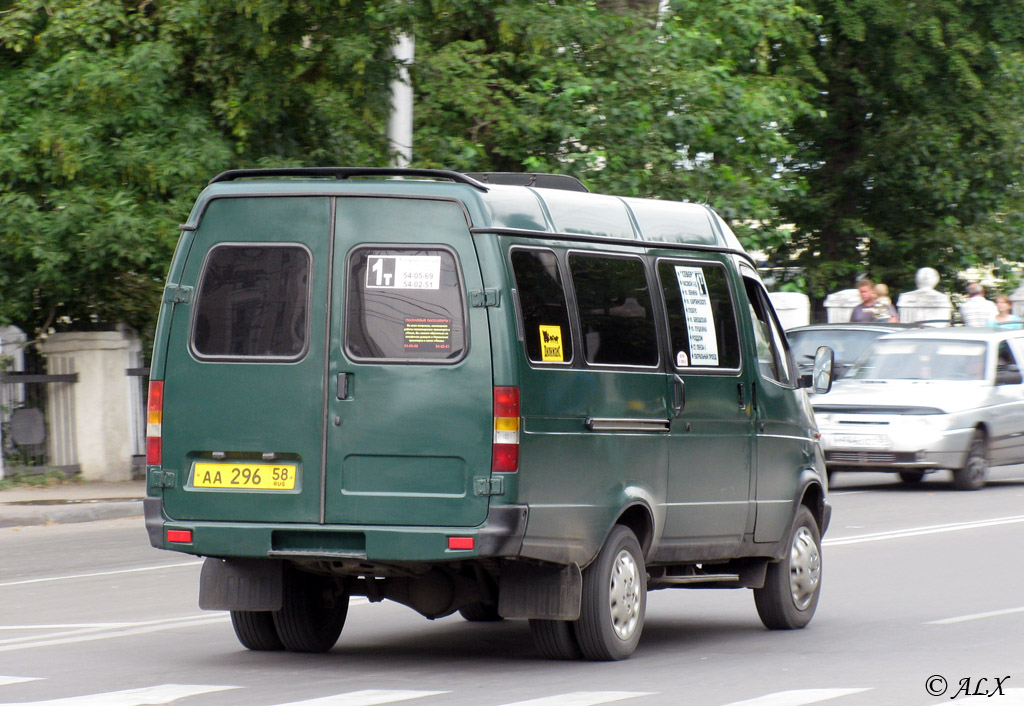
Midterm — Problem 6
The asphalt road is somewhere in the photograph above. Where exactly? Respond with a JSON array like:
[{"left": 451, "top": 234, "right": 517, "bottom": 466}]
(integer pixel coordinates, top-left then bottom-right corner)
[{"left": 1, "top": 466, "right": 1023, "bottom": 706}]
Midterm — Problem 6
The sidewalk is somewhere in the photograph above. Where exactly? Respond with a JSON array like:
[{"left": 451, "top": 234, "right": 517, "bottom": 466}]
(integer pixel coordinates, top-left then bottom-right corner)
[{"left": 0, "top": 479, "right": 146, "bottom": 528}]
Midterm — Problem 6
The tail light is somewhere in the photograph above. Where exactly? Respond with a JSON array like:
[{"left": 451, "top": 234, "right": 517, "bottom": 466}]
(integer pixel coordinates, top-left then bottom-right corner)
[
  {"left": 492, "top": 386, "right": 519, "bottom": 473},
  {"left": 146, "top": 381, "right": 163, "bottom": 466}
]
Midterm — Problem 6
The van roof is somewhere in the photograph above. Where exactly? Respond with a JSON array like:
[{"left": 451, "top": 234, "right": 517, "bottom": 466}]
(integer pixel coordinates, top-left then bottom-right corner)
[{"left": 186, "top": 168, "right": 747, "bottom": 254}]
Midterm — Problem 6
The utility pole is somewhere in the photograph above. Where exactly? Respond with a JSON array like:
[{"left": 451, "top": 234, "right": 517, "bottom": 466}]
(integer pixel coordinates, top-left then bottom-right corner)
[{"left": 387, "top": 33, "right": 414, "bottom": 167}]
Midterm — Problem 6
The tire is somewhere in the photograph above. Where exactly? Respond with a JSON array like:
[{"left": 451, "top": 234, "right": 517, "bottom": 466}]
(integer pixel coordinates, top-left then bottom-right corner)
[
  {"left": 272, "top": 567, "right": 348, "bottom": 652},
  {"left": 230, "top": 610, "right": 284, "bottom": 651},
  {"left": 458, "top": 602, "right": 504, "bottom": 622},
  {"left": 754, "top": 505, "right": 822, "bottom": 630},
  {"left": 898, "top": 470, "right": 925, "bottom": 484},
  {"left": 529, "top": 619, "right": 582, "bottom": 660},
  {"left": 573, "top": 525, "right": 646, "bottom": 661},
  {"left": 953, "top": 430, "right": 988, "bottom": 490}
]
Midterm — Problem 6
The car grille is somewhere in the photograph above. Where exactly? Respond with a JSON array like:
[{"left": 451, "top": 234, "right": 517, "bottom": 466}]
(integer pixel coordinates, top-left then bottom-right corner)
[{"left": 826, "top": 451, "right": 919, "bottom": 465}]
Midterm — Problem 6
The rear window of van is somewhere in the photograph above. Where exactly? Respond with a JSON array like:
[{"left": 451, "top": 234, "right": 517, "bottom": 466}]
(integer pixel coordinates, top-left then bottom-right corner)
[
  {"left": 345, "top": 247, "right": 467, "bottom": 363},
  {"left": 192, "top": 244, "right": 311, "bottom": 360}
]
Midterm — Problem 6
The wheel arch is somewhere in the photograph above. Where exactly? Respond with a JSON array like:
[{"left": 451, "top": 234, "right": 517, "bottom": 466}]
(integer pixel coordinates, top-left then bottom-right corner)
[{"left": 613, "top": 502, "right": 655, "bottom": 561}]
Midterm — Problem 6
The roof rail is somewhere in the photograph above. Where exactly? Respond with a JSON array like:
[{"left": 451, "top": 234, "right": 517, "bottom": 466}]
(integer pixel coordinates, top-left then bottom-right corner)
[
  {"left": 208, "top": 167, "right": 489, "bottom": 191},
  {"left": 465, "top": 172, "right": 589, "bottom": 192}
]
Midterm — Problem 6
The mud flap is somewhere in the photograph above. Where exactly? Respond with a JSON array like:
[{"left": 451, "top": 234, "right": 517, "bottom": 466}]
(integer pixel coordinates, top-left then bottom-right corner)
[
  {"left": 199, "top": 558, "right": 283, "bottom": 611},
  {"left": 498, "top": 562, "right": 582, "bottom": 620}
]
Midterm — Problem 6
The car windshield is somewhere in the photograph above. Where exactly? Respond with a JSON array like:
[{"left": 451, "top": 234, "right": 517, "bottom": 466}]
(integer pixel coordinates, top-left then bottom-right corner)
[
  {"left": 788, "top": 329, "right": 887, "bottom": 368},
  {"left": 848, "top": 339, "right": 988, "bottom": 381}
]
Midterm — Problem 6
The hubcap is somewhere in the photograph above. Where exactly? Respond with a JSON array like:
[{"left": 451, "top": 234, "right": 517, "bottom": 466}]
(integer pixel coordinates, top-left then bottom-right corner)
[
  {"left": 789, "top": 526, "right": 821, "bottom": 611},
  {"left": 608, "top": 548, "right": 641, "bottom": 640}
]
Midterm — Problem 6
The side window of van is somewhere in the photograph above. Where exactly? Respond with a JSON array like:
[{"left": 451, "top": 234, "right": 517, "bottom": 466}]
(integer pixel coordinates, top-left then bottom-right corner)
[
  {"left": 345, "top": 247, "right": 466, "bottom": 363},
  {"left": 657, "top": 260, "right": 741, "bottom": 370},
  {"left": 569, "top": 253, "right": 658, "bottom": 367},
  {"left": 510, "top": 249, "right": 573, "bottom": 364},
  {"left": 743, "top": 277, "right": 794, "bottom": 385},
  {"left": 192, "top": 244, "right": 311, "bottom": 360}
]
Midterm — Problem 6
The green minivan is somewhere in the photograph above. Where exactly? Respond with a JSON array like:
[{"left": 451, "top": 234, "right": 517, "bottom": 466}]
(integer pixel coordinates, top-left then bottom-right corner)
[{"left": 144, "top": 168, "right": 833, "bottom": 660}]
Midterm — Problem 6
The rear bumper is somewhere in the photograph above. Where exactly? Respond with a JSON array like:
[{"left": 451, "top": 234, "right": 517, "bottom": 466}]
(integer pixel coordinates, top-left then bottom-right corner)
[{"left": 144, "top": 497, "right": 528, "bottom": 562}]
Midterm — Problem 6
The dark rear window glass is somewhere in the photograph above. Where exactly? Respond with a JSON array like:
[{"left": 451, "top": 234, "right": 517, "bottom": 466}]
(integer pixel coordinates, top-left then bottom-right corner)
[
  {"left": 192, "top": 244, "right": 311, "bottom": 359},
  {"left": 511, "top": 249, "right": 573, "bottom": 364},
  {"left": 569, "top": 253, "right": 658, "bottom": 367},
  {"left": 345, "top": 247, "right": 466, "bottom": 363},
  {"left": 658, "top": 261, "right": 740, "bottom": 369}
]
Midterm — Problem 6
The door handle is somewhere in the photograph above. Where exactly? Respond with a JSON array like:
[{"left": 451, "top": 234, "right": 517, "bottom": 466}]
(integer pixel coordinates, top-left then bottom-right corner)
[
  {"left": 337, "top": 373, "right": 349, "bottom": 400},
  {"left": 672, "top": 375, "right": 686, "bottom": 417},
  {"left": 737, "top": 382, "right": 746, "bottom": 410}
]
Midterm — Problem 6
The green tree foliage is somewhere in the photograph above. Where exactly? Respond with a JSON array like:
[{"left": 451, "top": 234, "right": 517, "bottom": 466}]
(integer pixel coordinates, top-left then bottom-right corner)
[
  {"left": 775, "top": 0, "right": 1024, "bottom": 298},
  {"left": 2, "top": 0, "right": 1023, "bottom": 342}
]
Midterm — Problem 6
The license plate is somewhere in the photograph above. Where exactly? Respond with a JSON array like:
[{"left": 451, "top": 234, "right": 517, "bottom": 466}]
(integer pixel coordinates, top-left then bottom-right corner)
[
  {"left": 192, "top": 462, "right": 298, "bottom": 490},
  {"left": 828, "top": 434, "right": 890, "bottom": 449}
]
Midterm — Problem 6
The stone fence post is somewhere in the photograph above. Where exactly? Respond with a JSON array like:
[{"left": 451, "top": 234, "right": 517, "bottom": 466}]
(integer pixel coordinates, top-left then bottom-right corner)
[
  {"left": 768, "top": 292, "right": 810, "bottom": 329},
  {"left": 823, "top": 289, "right": 861, "bottom": 323},
  {"left": 39, "top": 329, "right": 142, "bottom": 481}
]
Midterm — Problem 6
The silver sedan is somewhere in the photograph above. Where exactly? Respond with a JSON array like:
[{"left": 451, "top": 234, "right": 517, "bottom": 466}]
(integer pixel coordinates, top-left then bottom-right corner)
[{"left": 813, "top": 327, "right": 1024, "bottom": 489}]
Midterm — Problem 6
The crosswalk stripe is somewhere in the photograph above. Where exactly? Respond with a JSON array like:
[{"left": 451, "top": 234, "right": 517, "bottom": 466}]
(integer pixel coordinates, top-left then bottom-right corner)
[
  {"left": 722, "top": 688, "right": 872, "bottom": 706},
  {"left": 0, "top": 683, "right": 238, "bottom": 706},
  {"left": 0, "top": 677, "right": 41, "bottom": 686},
  {"left": 496, "top": 693, "right": 655, "bottom": 706},
  {"left": 270, "top": 691, "right": 448, "bottom": 706}
]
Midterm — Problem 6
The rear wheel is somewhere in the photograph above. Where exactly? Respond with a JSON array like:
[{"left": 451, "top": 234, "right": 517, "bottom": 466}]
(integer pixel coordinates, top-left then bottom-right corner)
[
  {"left": 230, "top": 610, "right": 284, "bottom": 651},
  {"left": 573, "top": 525, "right": 646, "bottom": 661},
  {"left": 953, "top": 430, "right": 988, "bottom": 490},
  {"left": 898, "top": 470, "right": 925, "bottom": 484},
  {"left": 272, "top": 566, "right": 348, "bottom": 652},
  {"left": 529, "top": 619, "right": 582, "bottom": 659},
  {"left": 754, "top": 505, "right": 822, "bottom": 630},
  {"left": 458, "top": 602, "right": 504, "bottom": 622}
]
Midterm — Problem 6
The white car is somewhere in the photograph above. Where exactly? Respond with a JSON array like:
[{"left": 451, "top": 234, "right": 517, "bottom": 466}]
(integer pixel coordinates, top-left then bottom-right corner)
[{"left": 813, "top": 328, "right": 1024, "bottom": 489}]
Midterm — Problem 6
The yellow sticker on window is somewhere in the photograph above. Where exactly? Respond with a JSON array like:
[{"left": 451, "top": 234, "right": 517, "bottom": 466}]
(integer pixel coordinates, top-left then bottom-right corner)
[{"left": 539, "top": 325, "right": 565, "bottom": 362}]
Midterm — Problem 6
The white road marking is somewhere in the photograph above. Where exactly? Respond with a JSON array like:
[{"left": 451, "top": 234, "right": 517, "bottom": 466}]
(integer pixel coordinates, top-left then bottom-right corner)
[
  {"left": 823, "top": 515, "right": 1024, "bottom": 546},
  {"left": 271, "top": 691, "right": 448, "bottom": 706},
  {"left": 722, "top": 689, "right": 871, "bottom": 706},
  {"left": 927, "top": 605, "right": 1024, "bottom": 625},
  {"left": 0, "top": 676, "right": 41, "bottom": 686},
  {"left": 0, "top": 683, "right": 237, "bottom": 706},
  {"left": 0, "top": 614, "right": 229, "bottom": 652},
  {"left": 0, "top": 561, "right": 204, "bottom": 588},
  {"left": 497, "top": 694, "right": 655, "bottom": 706}
]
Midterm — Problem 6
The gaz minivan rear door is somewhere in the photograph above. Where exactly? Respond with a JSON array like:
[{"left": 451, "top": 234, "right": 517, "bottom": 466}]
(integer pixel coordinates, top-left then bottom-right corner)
[
  {"left": 161, "top": 196, "right": 330, "bottom": 524},
  {"left": 323, "top": 197, "right": 493, "bottom": 527}
]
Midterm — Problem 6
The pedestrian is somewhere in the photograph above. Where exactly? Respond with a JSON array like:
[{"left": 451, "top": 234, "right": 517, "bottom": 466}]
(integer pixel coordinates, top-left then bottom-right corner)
[
  {"left": 986, "top": 294, "right": 1022, "bottom": 329},
  {"left": 959, "top": 282, "right": 998, "bottom": 327},
  {"left": 873, "top": 283, "right": 896, "bottom": 322},
  {"left": 851, "top": 279, "right": 898, "bottom": 322}
]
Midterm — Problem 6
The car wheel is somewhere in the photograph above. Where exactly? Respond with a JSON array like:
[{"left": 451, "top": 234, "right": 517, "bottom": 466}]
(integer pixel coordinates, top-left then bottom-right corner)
[
  {"left": 529, "top": 619, "right": 582, "bottom": 659},
  {"left": 953, "top": 430, "right": 988, "bottom": 490},
  {"left": 573, "top": 525, "right": 646, "bottom": 661},
  {"left": 272, "top": 566, "right": 348, "bottom": 652},
  {"left": 898, "top": 471, "right": 925, "bottom": 484},
  {"left": 458, "top": 602, "right": 504, "bottom": 622},
  {"left": 754, "top": 505, "right": 822, "bottom": 630},
  {"left": 230, "top": 610, "right": 284, "bottom": 651}
]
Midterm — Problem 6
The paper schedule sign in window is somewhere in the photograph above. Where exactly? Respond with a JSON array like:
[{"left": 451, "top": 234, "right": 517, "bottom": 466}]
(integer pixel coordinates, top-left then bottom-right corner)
[{"left": 674, "top": 266, "right": 720, "bottom": 366}]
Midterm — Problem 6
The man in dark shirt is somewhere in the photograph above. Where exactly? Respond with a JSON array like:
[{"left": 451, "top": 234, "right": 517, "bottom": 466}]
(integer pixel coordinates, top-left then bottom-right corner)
[{"left": 850, "top": 278, "right": 898, "bottom": 322}]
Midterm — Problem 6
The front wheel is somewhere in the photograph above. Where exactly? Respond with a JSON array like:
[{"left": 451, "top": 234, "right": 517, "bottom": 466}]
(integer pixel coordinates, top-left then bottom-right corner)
[
  {"left": 754, "top": 505, "right": 822, "bottom": 630},
  {"left": 953, "top": 430, "right": 988, "bottom": 490},
  {"left": 573, "top": 525, "right": 646, "bottom": 661},
  {"left": 898, "top": 470, "right": 925, "bottom": 484}
]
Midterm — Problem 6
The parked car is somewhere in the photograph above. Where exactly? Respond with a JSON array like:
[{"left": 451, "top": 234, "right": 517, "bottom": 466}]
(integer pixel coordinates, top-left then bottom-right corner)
[
  {"left": 813, "top": 328, "right": 1024, "bottom": 489},
  {"left": 787, "top": 322, "right": 916, "bottom": 380}
]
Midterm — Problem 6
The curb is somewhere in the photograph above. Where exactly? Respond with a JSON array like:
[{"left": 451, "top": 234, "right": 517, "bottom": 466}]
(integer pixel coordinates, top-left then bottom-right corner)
[{"left": 0, "top": 498, "right": 145, "bottom": 528}]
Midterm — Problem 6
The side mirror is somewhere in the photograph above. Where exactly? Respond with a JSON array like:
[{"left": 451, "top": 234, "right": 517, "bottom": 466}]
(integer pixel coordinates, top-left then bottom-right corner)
[
  {"left": 800, "top": 346, "right": 834, "bottom": 393},
  {"left": 995, "top": 365, "right": 1023, "bottom": 386}
]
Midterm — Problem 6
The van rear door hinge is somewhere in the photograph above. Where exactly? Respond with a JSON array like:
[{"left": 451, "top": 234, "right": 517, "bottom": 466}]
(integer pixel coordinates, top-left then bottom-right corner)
[
  {"left": 474, "top": 476, "right": 505, "bottom": 496},
  {"left": 469, "top": 289, "right": 500, "bottom": 308},
  {"left": 163, "top": 284, "right": 193, "bottom": 305}
]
